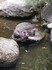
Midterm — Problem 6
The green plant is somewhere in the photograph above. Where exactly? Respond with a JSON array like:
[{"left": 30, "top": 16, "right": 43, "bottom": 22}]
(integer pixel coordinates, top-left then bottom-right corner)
[{"left": 25, "top": 0, "right": 52, "bottom": 27}]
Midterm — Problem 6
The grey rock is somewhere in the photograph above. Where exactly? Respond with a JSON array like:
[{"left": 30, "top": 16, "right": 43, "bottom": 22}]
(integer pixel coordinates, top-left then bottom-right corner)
[
  {"left": 31, "top": 16, "right": 38, "bottom": 23},
  {"left": 0, "top": 0, "right": 37, "bottom": 17},
  {"left": 0, "top": 37, "right": 19, "bottom": 67},
  {"left": 47, "top": 23, "right": 52, "bottom": 42},
  {"left": 14, "top": 22, "right": 35, "bottom": 31},
  {"left": 41, "top": 2, "right": 52, "bottom": 22},
  {"left": 12, "top": 22, "right": 45, "bottom": 42}
]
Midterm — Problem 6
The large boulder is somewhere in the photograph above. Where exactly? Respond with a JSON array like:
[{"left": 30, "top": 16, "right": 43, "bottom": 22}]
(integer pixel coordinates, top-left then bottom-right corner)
[
  {"left": 0, "top": 37, "right": 19, "bottom": 67},
  {"left": 41, "top": 2, "right": 52, "bottom": 22},
  {"left": 12, "top": 22, "right": 45, "bottom": 42},
  {"left": 0, "top": 0, "right": 37, "bottom": 17}
]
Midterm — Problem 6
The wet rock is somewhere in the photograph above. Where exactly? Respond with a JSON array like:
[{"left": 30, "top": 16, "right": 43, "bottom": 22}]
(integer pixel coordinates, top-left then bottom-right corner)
[
  {"left": 13, "top": 22, "right": 35, "bottom": 32},
  {"left": 0, "top": 0, "right": 37, "bottom": 17},
  {"left": 12, "top": 22, "right": 45, "bottom": 42},
  {"left": 0, "top": 37, "right": 19, "bottom": 67},
  {"left": 41, "top": 2, "right": 52, "bottom": 22},
  {"left": 47, "top": 23, "right": 52, "bottom": 42}
]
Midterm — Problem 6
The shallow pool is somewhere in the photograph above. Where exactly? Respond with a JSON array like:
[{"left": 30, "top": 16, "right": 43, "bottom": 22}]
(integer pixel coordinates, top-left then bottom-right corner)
[{"left": 0, "top": 16, "right": 52, "bottom": 70}]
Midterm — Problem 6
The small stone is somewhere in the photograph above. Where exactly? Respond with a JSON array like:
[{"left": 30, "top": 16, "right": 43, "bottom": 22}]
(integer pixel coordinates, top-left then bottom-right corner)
[
  {"left": 47, "top": 23, "right": 52, "bottom": 28},
  {"left": 32, "top": 16, "right": 38, "bottom": 23},
  {"left": 25, "top": 50, "right": 28, "bottom": 52},
  {"left": 12, "top": 22, "right": 35, "bottom": 42},
  {"left": 42, "top": 47, "right": 47, "bottom": 50},
  {"left": 22, "top": 62, "right": 25, "bottom": 65},
  {"left": 12, "top": 22, "right": 45, "bottom": 42}
]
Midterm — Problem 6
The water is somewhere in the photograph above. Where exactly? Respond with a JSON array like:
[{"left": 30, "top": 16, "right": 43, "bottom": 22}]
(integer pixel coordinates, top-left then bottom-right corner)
[
  {"left": 0, "top": 0, "right": 52, "bottom": 70},
  {"left": 0, "top": 17, "right": 52, "bottom": 70}
]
